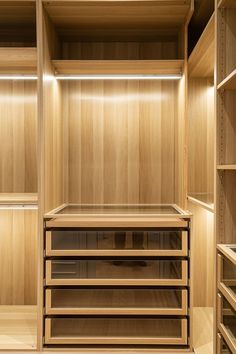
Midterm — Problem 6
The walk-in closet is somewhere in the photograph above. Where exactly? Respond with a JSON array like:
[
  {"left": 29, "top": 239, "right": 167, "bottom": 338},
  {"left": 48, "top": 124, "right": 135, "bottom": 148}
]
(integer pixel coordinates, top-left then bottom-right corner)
[{"left": 0, "top": 0, "right": 235, "bottom": 353}]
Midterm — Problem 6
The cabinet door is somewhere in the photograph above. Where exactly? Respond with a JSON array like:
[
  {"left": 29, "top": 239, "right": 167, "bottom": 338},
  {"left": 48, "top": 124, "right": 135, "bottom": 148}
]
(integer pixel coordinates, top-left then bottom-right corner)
[
  {"left": 44, "top": 317, "right": 188, "bottom": 345},
  {"left": 45, "top": 288, "right": 188, "bottom": 315},
  {"left": 217, "top": 293, "right": 236, "bottom": 353},
  {"left": 45, "top": 229, "right": 188, "bottom": 257},
  {"left": 45, "top": 259, "right": 188, "bottom": 286}
]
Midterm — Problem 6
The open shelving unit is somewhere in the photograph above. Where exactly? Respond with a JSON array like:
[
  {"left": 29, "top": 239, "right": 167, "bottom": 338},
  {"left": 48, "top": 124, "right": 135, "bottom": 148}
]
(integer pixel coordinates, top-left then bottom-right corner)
[
  {"left": 0, "top": 0, "right": 38, "bottom": 351},
  {"left": 216, "top": 0, "right": 236, "bottom": 352}
]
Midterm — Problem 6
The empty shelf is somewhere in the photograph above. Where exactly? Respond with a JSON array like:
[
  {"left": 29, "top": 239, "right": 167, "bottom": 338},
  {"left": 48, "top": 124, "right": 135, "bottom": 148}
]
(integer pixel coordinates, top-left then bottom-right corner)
[
  {"left": 217, "top": 165, "right": 236, "bottom": 170},
  {"left": 188, "top": 14, "right": 215, "bottom": 78},
  {"left": 217, "top": 69, "right": 236, "bottom": 90},
  {"left": 52, "top": 60, "right": 184, "bottom": 76}
]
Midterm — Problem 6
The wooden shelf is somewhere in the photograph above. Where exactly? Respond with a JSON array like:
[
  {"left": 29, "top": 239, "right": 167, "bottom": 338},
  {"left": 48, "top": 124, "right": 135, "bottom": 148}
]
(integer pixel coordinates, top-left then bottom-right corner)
[
  {"left": 217, "top": 165, "right": 236, "bottom": 170},
  {"left": 218, "top": 244, "right": 236, "bottom": 266},
  {"left": 0, "top": 48, "right": 37, "bottom": 74},
  {"left": 217, "top": 69, "right": 236, "bottom": 90},
  {"left": 187, "top": 195, "right": 214, "bottom": 212},
  {"left": 0, "top": 305, "right": 37, "bottom": 350},
  {"left": 218, "top": 0, "right": 236, "bottom": 8},
  {"left": 0, "top": 193, "right": 38, "bottom": 205},
  {"left": 53, "top": 59, "right": 184, "bottom": 76},
  {"left": 188, "top": 14, "right": 215, "bottom": 78}
]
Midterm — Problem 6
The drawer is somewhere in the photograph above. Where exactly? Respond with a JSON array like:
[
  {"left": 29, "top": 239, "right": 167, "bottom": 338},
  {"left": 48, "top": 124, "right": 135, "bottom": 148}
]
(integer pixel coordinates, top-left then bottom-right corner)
[
  {"left": 45, "top": 288, "right": 188, "bottom": 315},
  {"left": 45, "top": 259, "right": 188, "bottom": 286},
  {"left": 217, "top": 293, "right": 236, "bottom": 354},
  {"left": 45, "top": 229, "right": 188, "bottom": 257},
  {"left": 217, "top": 333, "right": 232, "bottom": 354},
  {"left": 44, "top": 317, "right": 188, "bottom": 345},
  {"left": 218, "top": 254, "right": 236, "bottom": 312}
]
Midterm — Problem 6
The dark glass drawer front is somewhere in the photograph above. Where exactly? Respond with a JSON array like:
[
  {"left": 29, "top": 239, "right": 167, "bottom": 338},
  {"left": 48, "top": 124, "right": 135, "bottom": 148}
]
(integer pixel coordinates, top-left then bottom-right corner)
[
  {"left": 45, "top": 317, "right": 188, "bottom": 345},
  {"left": 46, "top": 230, "right": 188, "bottom": 256},
  {"left": 46, "top": 259, "right": 188, "bottom": 285},
  {"left": 45, "top": 288, "right": 188, "bottom": 315}
]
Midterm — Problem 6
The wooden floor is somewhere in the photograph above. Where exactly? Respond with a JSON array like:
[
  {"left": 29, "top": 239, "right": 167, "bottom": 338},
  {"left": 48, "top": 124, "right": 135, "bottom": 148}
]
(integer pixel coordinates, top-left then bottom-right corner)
[
  {"left": 193, "top": 307, "right": 213, "bottom": 354},
  {"left": 0, "top": 306, "right": 212, "bottom": 353},
  {"left": 0, "top": 305, "right": 37, "bottom": 350}
]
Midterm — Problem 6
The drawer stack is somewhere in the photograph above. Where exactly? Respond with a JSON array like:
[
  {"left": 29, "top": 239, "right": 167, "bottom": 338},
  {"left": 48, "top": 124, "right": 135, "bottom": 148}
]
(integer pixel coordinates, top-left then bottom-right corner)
[
  {"left": 43, "top": 223, "right": 191, "bottom": 348},
  {"left": 217, "top": 245, "right": 236, "bottom": 353}
]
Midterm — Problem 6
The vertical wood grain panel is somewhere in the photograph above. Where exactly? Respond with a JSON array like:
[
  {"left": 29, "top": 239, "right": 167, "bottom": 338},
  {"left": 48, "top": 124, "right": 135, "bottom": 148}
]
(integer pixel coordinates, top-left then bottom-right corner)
[
  {"left": 0, "top": 80, "right": 37, "bottom": 193},
  {"left": 63, "top": 80, "right": 178, "bottom": 204},
  {"left": 188, "top": 202, "right": 214, "bottom": 307},
  {"left": 0, "top": 209, "right": 37, "bottom": 305}
]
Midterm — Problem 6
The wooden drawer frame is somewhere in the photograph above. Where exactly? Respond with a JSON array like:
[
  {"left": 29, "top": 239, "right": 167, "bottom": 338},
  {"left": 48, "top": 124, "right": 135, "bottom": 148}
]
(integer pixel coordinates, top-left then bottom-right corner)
[
  {"left": 45, "top": 288, "right": 188, "bottom": 316},
  {"left": 45, "top": 259, "right": 188, "bottom": 286},
  {"left": 218, "top": 253, "right": 236, "bottom": 312},
  {"left": 44, "top": 317, "right": 188, "bottom": 345},
  {"left": 217, "top": 293, "right": 236, "bottom": 354},
  {"left": 45, "top": 230, "right": 188, "bottom": 257}
]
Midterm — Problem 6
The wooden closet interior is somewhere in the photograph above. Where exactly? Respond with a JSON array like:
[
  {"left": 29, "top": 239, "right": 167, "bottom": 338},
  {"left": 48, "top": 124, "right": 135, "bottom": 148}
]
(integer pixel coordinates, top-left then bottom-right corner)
[{"left": 0, "top": 0, "right": 235, "bottom": 353}]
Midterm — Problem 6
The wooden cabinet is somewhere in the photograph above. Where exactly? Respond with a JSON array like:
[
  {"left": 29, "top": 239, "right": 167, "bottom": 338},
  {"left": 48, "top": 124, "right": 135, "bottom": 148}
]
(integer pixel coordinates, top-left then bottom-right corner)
[{"left": 43, "top": 217, "right": 191, "bottom": 348}]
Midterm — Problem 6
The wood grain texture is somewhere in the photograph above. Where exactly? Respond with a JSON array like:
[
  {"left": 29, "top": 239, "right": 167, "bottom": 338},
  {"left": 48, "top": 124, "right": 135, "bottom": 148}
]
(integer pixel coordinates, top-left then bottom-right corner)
[
  {"left": 0, "top": 209, "right": 37, "bottom": 305},
  {"left": 53, "top": 59, "right": 183, "bottom": 75},
  {"left": 0, "top": 80, "right": 37, "bottom": 193},
  {"left": 217, "top": 68, "right": 236, "bottom": 90},
  {"left": 188, "top": 14, "right": 215, "bottom": 78},
  {"left": 0, "top": 47, "right": 37, "bottom": 74},
  {"left": 62, "top": 80, "right": 178, "bottom": 204},
  {"left": 187, "top": 201, "right": 214, "bottom": 307},
  {"left": 188, "top": 78, "right": 214, "bottom": 204}
]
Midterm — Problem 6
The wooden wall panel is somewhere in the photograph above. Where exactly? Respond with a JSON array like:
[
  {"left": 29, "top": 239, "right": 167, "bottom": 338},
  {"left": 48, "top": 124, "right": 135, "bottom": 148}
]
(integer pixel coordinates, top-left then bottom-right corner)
[
  {"left": 0, "top": 80, "right": 37, "bottom": 193},
  {"left": 62, "top": 80, "right": 178, "bottom": 204},
  {"left": 188, "top": 201, "right": 214, "bottom": 307},
  {"left": 188, "top": 78, "right": 214, "bottom": 201},
  {"left": 0, "top": 209, "right": 37, "bottom": 305},
  {"left": 40, "top": 8, "right": 64, "bottom": 213},
  {"left": 61, "top": 41, "right": 179, "bottom": 60}
]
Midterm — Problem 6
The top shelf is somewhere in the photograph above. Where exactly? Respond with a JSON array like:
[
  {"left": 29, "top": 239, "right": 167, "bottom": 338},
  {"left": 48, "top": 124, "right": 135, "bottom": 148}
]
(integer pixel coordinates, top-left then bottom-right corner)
[
  {"left": 43, "top": 0, "right": 193, "bottom": 41},
  {"left": 53, "top": 59, "right": 184, "bottom": 76},
  {"left": 0, "top": 47, "right": 37, "bottom": 74},
  {"left": 188, "top": 14, "right": 215, "bottom": 78},
  {"left": 218, "top": 0, "right": 236, "bottom": 8}
]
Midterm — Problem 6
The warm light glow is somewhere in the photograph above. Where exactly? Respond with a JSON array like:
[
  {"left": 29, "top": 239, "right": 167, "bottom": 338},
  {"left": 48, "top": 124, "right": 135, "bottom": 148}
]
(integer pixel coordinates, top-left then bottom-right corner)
[
  {"left": 0, "top": 75, "right": 37, "bottom": 80},
  {"left": 56, "top": 74, "right": 182, "bottom": 80}
]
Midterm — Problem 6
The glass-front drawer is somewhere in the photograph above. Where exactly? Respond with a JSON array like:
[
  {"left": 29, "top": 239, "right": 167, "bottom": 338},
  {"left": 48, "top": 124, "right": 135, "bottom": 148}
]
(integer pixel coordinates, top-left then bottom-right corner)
[
  {"left": 217, "top": 293, "right": 236, "bottom": 353},
  {"left": 218, "top": 253, "right": 236, "bottom": 311},
  {"left": 45, "top": 288, "right": 188, "bottom": 315},
  {"left": 44, "top": 317, "right": 188, "bottom": 345},
  {"left": 45, "top": 229, "right": 188, "bottom": 256},
  {"left": 45, "top": 259, "right": 188, "bottom": 286}
]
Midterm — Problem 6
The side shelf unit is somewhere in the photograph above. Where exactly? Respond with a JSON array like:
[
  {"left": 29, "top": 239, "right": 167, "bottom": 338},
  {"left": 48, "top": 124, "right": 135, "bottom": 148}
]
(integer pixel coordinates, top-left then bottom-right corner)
[
  {"left": 216, "top": 2, "right": 236, "bottom": 352},
  {"left": 43, "top": 216, "right": 191, "bottom": 349}
]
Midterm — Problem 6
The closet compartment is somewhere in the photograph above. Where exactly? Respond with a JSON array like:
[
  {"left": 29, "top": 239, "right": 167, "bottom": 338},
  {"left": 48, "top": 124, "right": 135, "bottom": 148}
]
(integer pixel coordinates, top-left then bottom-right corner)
[
  {"left": 217, "top": 293, "right": 236, "bottom": 353},
  {"left": 218, "top": 248, "right": 236, "bottom": 311},
  {"left": 45, "top": 259, "right": 188, "bottom": 286},
  {"left": 46, "top": 229, "right": 188, "bottom": 257},
  {"left": 217, "top": 333, "right": 232, "bottom": 354},
  {"left": 44, "top": 317, "right": 188, "bottom": 345},
  {"left": 45, "top": 287, "right": 188, "bottom": 315}
]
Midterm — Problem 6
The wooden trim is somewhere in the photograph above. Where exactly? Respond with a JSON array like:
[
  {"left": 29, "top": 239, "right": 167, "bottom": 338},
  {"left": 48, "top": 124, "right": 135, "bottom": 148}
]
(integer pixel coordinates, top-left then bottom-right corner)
[
  {"left": 53, "top": 60, "right": 184, "bottom": 76},
  {"left": 45, "top": 230, "right": 188, "bottom": 257},
  {"left": 45, "top": 288, "right": 188, "bottom": 316},
  {"left": 217, "top": 165, "right": 236, "bottom": 170},
  {"left": 45, "top": 260, "right": 188, "bottom": 286},
  {"left": 45, "top": 217, "right": 189, "bottom": 228},
  {"left": 187, "top": 195, "right": 214, "bottom": 212},
  {"left": 0, "top": 193, "right": 38, "bottom": 205},
  {"left": 44, "top": 318, "right": 188, "bottom": 345}
]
